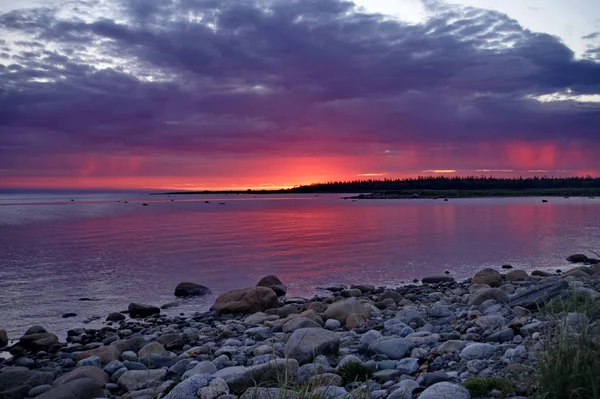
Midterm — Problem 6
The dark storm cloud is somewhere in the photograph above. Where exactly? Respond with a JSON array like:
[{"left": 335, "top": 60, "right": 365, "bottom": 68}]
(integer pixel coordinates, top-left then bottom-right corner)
[{"left": 1, "top": 0, "right": 600, "bottom": 168}]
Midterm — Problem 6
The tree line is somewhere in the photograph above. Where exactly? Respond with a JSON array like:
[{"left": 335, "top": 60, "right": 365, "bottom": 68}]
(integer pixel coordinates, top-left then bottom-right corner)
[{"left": 290, "top": 175, "right": 600, "bottom": 193}]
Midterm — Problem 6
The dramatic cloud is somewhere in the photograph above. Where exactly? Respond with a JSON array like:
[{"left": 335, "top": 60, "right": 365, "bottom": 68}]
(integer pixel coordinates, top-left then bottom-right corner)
[{"left": 1, "top": 0, "right": 600, "bottom": 188}]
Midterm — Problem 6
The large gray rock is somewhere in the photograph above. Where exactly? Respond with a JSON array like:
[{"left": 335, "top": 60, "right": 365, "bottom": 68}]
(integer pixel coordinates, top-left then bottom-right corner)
[
  {"left": 388, "top": 379, "right": 420, "bottom": 399},
  {"left": 459, "top": 343, "right": 496, "bottom": 360},
  {"left": 138, "top": 342, "right": 168, "bottom": 358},
  {"left": 256, "top": 275, "right": 287, "bottom": 297},
  {"left": 323, "top": 298, "right": 371, "bottom": 325},
  {"left": 127, "top": 303, "right": 160, "bottom": 318},
  {"left": 34, "top": 378, "right": 106, "bottom": 399},
  {"left": 241, "top": 387, "right": 300, "bottom": 399},
  {"left": 212, "top": 287, "right": 279, "bottom": 313},
  {"left": 285, "top": 328, "right": 339, "bottom": 364},
  {"left": 76, "top": 345, "right": 120, "bottom": 365},
  {"left": 213, "top": 359, "right": 298, "bottom": 394},
  {"left": 368, "top": 337, "right": 414, "bottom": 359},
  {"left": 0, "top": 369, "right": 54, "bottom": 395},
  {"left": 117, "top": 369, "right": 166, "bottom": 392},
  {"left": 468, "top": 288, "right": 509, "bottom": 306},
  {"left": 472, "top": 268, "right": 502, "bottom": 287},
  {"left": 508, "top": 280, "right": 568, "bottom": 309},
  {"left": 418, "top": 382, "right": 471, "bottom": 399},
  {"left": 163, "top": 374, "right": 228, "bottom": 399},
  {"left": 54, "top": 366, "right": 109, "bottom": 386},
  {"left": 18, "top": 332, "right": 59, "bottom": 350},
  {"left": 174, "top": 282, "right": 210, "bottom": 297},
  {"left": 282, "top": 317, "right": 321, "bottom": 333}
]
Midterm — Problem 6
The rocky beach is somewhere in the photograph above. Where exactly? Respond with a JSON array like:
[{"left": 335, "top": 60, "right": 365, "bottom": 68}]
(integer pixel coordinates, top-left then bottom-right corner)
[{"left": 1, "top": 258, "right": 600, "bottom": 399}]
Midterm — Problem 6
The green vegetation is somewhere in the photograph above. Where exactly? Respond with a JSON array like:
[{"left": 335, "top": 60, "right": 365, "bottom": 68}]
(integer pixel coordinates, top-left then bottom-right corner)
[
  {"left": 463, "top": 377, "right": 515, "bottom": 398},
  {"left": 536, "top": 324, "right": 600, "bottom": 399},
  {"left": 544, "top": 291, "right": 600, "bottom": 316},
  {"left": 336, "top": 361, "right": 373, "bottom": 384},
  {"left": 535, "top": 291, "right": 600, "bottom": 399}
]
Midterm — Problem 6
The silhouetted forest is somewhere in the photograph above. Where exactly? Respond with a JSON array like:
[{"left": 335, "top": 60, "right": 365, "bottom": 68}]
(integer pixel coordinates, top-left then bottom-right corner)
[{"left": 290, "top": 176, "right": 600, "bottom": 193}]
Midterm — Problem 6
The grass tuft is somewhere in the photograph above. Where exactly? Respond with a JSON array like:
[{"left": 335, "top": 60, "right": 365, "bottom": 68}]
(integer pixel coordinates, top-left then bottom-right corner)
[
  {"left": 336, "top": 361, "right": 373, "bottom": 385},
  {"left": 463, "top": 377, "right": 514, "bottom": 398}
]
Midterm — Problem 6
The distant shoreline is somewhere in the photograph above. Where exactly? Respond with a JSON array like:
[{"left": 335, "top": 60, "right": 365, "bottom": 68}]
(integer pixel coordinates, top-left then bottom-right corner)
[{"left": 151, "top": 187, "right": 600, "bottom": 198}]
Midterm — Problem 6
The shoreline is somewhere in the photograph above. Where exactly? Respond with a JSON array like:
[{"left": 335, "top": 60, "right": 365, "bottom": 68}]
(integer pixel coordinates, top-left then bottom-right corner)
[{"left": 1, "top": 260, "right": 599, "bottom": 398}]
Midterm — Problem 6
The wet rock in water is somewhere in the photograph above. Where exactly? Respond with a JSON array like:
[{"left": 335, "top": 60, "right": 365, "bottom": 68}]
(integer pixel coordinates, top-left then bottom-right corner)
[
  {"left": 256, "top": 275, "right": 287, "bottom": 297},
  {"left": 174, "top": 282, "right": 210, "bottom": 297},
  {"left": 317, "top": 284, "right": 347, "bottom": 292},
  {"left": 350, "top": 284, "right": 376, "bottom": 293},
  {"left": 127, "top": 303, "right": 160, "bottom": 318},
  {"left": 285, "top": 328, "right": 339, "bottom": 364},
  {"left": 422, "top": 276, "right": 455, "bottom": 284},
  {"left": 61, "top": 312, "right": 77, "bottom": 318},
  {"left": 472, "top": 268, "right": 503, "bottom": 287},
  {"left": 106, "top": 312, "right": 125, "bottom": 322},
  {"left": 212, "top": 287, "right": 279, "bottom": 313},
  {"left": 508, "top": 280, "right": 569, "bottom": 309},
  {"left": 0, "top": 329, "right": 7, "bottom": 347},
  {"left": 502, "top": 264, "right": 513, "bottom": 269},
  {"left": 566, "top": 253, "right": 588, "bottom": 263}
]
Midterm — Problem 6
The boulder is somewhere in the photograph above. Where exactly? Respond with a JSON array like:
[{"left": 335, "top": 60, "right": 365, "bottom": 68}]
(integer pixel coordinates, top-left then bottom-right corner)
[
  {"left": 164, "top": 375, "right": 229, "bottom": 399},
  {"left": 468, "top": 288, "right": 509, "bottom": 306},
  {"left": 212, "top": 287, "right": 278, "bottom": 313},
  {"left": 106, "top": 312, "right": 125, "bottom": 322},
  {"left": 422, "top": 276, "right": 455, "bottom": 284},
  {"left": 127, "top": 303, "right": 160, "bottom": 318},
  {"left": 34, "top": 378, "right": 106, "bottom": 399},
  {"left": 117, "top": 369, "right": 166, "bottom": 392},
  {"left": 174, "top": 282, "right": 210, "bottom": 297},
  {"left": 285, "top": 328, "right": 339, "bottom": 364},
  {"left": 505, "top": 270, "right": 530, "bottom": 281},
  {"left": 532, "top": 270, "right": 552, "bottom": 277},
  {"left": 345, "top": 313, "right": 367, "bottom": 329},
  {"left": 76, "top": 345, "right": 120, "bottom": 365},
  {"left": 417, "top": 382, "right": 471, "bottom": 399},
  {"left": 323, "top": 298, "right": 371, "bottom": 325},
  {"left": 508, "top": 280, "right": 568, "bottom": 309},
  {"left": 368, "top": 337, "right": 414, "bottom": 359},
  {"left": 0, "top": 370, "right": 54, "bottom": 395},
  {"left": 138, "top": 342, "right": 168, "bottom": 358},
  {"left": 256, "top": 275, "right": 287, "bottom": 297},
  {"left": 54, "top": 366, "right": 109, "bottom": 386},
  {"left": 282, "top": 317, "right": 321, "bottom": 333},
  {"left": 350, "top": 284, "right": 376, "bottom": 293},
  {"left": 472, "top": 268, "right": 502, "bottom": 287},
  {"left": 18, "top": 332, "right": 59, "bottom": 350},
  {"left": 214, "top": 359, "right": 298, "bottom": 394},
  {"left": 459, "top": 343, "right": 496, "bottom": 360},
  {"left": 241, "top": 387, "right": 300, "bottom": 399},
  {"left": 566, "top": 254, "right": 588, "bottom": 263},
  {"left": 0, "top": 329, "right": 7, "bottom": 347}
]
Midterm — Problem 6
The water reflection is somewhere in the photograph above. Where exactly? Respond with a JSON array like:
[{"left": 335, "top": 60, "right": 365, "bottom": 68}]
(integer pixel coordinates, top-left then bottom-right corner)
[{"left": 0, "top": 195, "right": 599, "bottom": 337}]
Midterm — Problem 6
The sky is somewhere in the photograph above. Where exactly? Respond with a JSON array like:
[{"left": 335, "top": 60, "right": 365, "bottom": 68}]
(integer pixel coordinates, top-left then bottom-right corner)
[{"left": 0, "top": 0, "right": 599, "bottom": 190}]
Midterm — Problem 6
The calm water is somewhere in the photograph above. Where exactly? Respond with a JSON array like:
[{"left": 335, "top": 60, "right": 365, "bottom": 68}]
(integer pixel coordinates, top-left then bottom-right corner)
[{"left": 1, "top": 193, "right": 599, "bottom": 339}]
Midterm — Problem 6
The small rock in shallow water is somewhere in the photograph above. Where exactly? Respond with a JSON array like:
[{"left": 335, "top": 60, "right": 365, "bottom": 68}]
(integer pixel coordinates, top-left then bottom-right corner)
[{"left": 61, "top": 313, "right": 77, "bottom": 318}]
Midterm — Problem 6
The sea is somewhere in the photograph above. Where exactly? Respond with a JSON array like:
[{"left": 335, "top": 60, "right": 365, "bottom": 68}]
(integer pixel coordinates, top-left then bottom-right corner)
[{"left": 1, "top": 192, "right": 599, "bottom": 339}]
